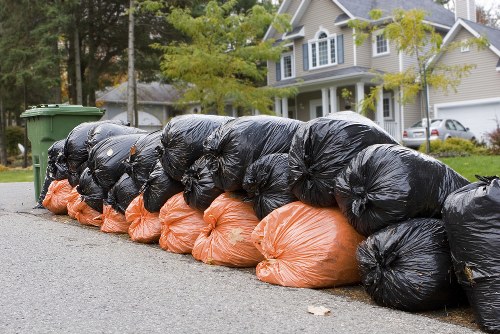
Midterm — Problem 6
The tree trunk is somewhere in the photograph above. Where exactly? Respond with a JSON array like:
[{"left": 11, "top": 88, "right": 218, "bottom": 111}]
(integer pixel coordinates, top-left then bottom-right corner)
[
  {"left": 127, "top": 0, "right": 136, "bottom": 126},
  {"left": 74, "top": 25, "right": 83, "bottom": 105},
  {"left": 0, "top": 90, "right": 8, "bottom": 165}
]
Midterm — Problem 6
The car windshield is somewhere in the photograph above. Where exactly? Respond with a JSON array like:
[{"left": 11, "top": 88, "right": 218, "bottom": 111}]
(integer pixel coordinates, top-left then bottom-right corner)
[{"left": 411, "top": 119, "right": 442, "bottom": 128}]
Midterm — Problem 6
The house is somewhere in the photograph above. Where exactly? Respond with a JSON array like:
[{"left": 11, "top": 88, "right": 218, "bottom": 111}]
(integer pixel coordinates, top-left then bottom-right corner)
[
  {"left": 429, "top": 15, "right": 500, "bottom": 142},
  {"left": 265, "top": 0, "right": 500, "bottom": 142},
  {"left": 96, "top": 81, "right": 200, "bottom": 132}
]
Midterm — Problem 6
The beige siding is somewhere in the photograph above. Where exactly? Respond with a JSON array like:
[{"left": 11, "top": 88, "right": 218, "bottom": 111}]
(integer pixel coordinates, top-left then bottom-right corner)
[
  {"left": 267, "top": 60, "right": 277, "bottom": 86},
  {"left": 355, "top": 36, "right": 371, "bottom": 68},
  {"left": 403, "top": 94, "right": 423, "bottom": 129},
  {"left": 429, "top": 28, "right": 500, "bottom": 106},
  {"left": 296, "top": 91, "right": 321, "bottom": 121},
  {"left": 268, "top": 0, "right": 302, "bottom": 40},
  {"left": 372, "top": 40, "right": 400, "bottom": 73}
]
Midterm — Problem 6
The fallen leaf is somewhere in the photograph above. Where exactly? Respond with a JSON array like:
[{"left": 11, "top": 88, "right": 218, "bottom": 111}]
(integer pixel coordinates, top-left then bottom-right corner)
[{"left": 307, "top": 305, "right": 331, "bottom": 316}]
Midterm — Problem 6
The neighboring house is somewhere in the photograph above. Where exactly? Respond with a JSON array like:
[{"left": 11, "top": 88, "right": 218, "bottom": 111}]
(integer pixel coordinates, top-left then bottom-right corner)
[
  {"left": 265, "top": 0, "right": 499, "bottom": 142},
  {"left": 429, "top": 18, "right": 500, "bottom": 143},
  {"left": 96, "top": 81, "right": 199, "bottom": 132}
]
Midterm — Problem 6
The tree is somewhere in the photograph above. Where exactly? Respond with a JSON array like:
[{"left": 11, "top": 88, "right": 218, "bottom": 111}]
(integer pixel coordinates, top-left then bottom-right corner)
[
  {"left": 154, "top": 0, "right": 294, "bottom": 114},
  {"left": 349, "top": 8, "right": 487, "bottom": 152},
  {"left": 477, "top": 4, "right": 500, "bottom": 29}
]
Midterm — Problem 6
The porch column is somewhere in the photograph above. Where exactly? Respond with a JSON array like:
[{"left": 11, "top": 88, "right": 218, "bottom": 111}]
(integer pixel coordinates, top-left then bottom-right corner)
[
  {"left": 282, "top": 98, "right": 289, "bottom": 118},
  {"left": 355, "top": 82, "right": 364, "bottom": 112},
  {"left": 321, "top": 88, "right": 329, "bottom": 116},
  {"left": 274, "top": 97, "right": 282, "bottom": 117},
  {"left": 394, "top": 88, "right": 402, "bottom": 141},
  {"left": 329, "top": 86, "right": 338, "bottom": 113},
  {"left": 376, "top": 86, "right": 384, "bottom": 127}
]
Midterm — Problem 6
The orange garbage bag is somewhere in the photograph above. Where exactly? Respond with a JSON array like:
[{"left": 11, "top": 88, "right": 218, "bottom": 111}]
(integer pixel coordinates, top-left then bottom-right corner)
[
  {"left": 126, "top": 193, "right": 162, "bottom": 243},
  {"left": 66, "top": 187, "right": 80, "bottom": 219},
  {"left": 42, "top": 179, "right": 73, "bottom": 214},
  {"left": 159, "top": 192, "right": 205, "bottom": 254},
  {"left": 192, "top": 193, "right": 264, "bottom": 267},
  {"left": 101, "top": 204, "right": 129, "bottom": 233},
  {"left": 73, "top": 198, "right": 102, "bottom": 227},
  {"left": 252, "top": 201, "right": 365, "bottom": 288}
]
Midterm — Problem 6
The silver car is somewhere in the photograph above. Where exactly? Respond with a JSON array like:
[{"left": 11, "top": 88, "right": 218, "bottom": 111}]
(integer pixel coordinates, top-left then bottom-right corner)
[{"left": 402, "top": 118, "right": 476, "bottom": 148}]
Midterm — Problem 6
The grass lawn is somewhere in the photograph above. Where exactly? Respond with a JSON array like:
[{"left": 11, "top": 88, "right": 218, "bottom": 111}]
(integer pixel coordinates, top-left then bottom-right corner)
[
  {"left": 0, "top": 169, "right": 33, "bottom": 182},
  {"left": 439, "top": 155, "right": 500, "bottom": 182}
]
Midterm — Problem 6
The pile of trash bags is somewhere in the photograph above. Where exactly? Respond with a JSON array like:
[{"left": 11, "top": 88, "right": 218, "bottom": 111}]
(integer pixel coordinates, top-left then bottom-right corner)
[{"left": 37, "top": 112, "right": 499, "bottom": 330}]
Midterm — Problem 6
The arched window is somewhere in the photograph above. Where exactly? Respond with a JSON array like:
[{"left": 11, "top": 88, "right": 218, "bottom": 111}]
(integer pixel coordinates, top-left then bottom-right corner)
[{"left": 309, "top": 29, "right": 337, "bottom": 69}]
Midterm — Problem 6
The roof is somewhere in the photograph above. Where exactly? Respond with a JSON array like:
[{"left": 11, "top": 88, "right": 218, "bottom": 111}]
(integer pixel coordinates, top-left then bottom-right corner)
[
  {"left": 334, "top": 0, "right": 455, "bottom": 28},
  {"left": 461, "top": 19, "right": 500, "bottom": 54},
  {"left": 96, "top": 81, "right": 182, "bottom": 105},
  {"left": 272, "top": 66, "right": 379, "bottom": 87}
]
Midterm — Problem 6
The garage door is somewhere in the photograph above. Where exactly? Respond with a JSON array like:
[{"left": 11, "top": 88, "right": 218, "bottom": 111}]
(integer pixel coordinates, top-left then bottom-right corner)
[{"left": 436, "top": 100, "right": 500, "bottom": 143}]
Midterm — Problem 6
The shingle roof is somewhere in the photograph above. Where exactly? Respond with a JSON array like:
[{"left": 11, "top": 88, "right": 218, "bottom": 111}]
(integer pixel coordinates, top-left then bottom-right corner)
[
  {"left": 337, "top": 0, "right": 455, "bottom": 28},
  {"left": 462, "top": 19, "right": 500, "bottom": 53},
  {"left": 97, "top": 82, "right": 181, "bottom": 104},
  {"left": 272, "top": 66, "right": 378, "bottom": 87}
]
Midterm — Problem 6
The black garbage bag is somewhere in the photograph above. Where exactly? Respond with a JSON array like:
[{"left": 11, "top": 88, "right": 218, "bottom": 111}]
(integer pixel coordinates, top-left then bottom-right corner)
[
  {"left": 160, "top": 114, "right": 233, "bottom": 181},
  {"left": 357, "top": 218, "right": 463, "bottom": 312},
  {"left": 142, "top": 160, "right": 184, "bottom": 212},
  {"left": 36, "top": 139, "right": 69, "bottom": 207},
  {"left": 204, "top": 116, "right": 302, "bottom": 192},
  {"left": 86, "top": 122, "right": 146, "bottom": 151},
  {"left": 242, "top": 153, "right": 297, "bottom": 220},
  {"left": 442, "top": 176, "right": 500, "bottom": 333},
  {"left": 68, "top": 161, "right": 88, "bottom": 187},
  {"left": 124, "top": 131, "right": 162, "bottom": 188},
  {"left": 334, "top": 144, "right": 470, "bottom": 237},
  {"left": 288, "top": 111, "right": 398, "bottom": 207},
  {"left": 107, "top": 173, "right": 140, "bottom": 214},
  {"left": 77, "top": 167, "right": 106, "bottom": 213},
  {"left": 87, "top": 133, "right": 145, "bottom": 192},
  {"left": 64, "top": 120, "right": 124, "bottom": 180},
  {"left": 182, "top": 155, "right": 224, "bottom": 212}
]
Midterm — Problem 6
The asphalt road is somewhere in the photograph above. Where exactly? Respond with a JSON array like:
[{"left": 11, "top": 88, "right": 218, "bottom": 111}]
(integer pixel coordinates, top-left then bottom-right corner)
[{"left": 0, "top": 183, "right": 481, "bottom": 334}]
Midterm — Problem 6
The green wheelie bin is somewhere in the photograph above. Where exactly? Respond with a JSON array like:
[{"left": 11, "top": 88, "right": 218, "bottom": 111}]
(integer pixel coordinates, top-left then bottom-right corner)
[{"left": 20, "top": 104, "right": 105, "bottom": 202}]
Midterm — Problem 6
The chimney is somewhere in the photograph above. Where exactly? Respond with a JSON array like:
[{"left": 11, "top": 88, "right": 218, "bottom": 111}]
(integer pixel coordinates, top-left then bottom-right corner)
[{"left": 455, "top": 0, "right": 477, "bottom": 22}]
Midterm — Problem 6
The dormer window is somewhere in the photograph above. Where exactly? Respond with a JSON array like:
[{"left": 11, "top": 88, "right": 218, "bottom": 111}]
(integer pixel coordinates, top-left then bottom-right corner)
[
  {"left": 309, "top": 29, "right": 337, "bottom": 69},
  {"left": 373, "top": 30, "right": 389, "bottom": 56}
]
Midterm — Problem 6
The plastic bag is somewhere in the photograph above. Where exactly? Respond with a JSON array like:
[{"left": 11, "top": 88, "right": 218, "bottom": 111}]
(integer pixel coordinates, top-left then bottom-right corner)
[
  {"left": 101, "top": 204, "right": 129, "bottom": 234},
  {"left": 86, "top": 123, "right": 145, "bottom": 151},
  {"left": 124, "top": 131, "right": 162, "bottom": 187},
  {"left": 204, "top": 116, "right": 302, "bottom": 192},
  {"left": 64, "top": 120, "right": 124, "bottom": 185},
  {"left": 142, "top": 160, "right": 184, "bottom": 212},
  {"left": 87, "top": 133, "right": 145, "bottom": 191},
  {"left": 107, "top": 173, "right": 140, "bottom": 214},
  {"left": 289, "top": 111, "right": 398, "bottom": 207},
  {"left": 182, "top": 155, "right": 224, "bottom": 212},
  {"left": 442, "top": 176, "right": 500, "bottom": 333},
  {"left": 192, "top": 193, "right": 264, "bottom": 267},
  {"left": 357, "top": 218, "right": 463, "bottom": 312},
  {"left": 67, "top": 161, "right": 88, "bottom": 187},
  {"left": 76, "top": 167, "right": 106, "bottom": 213},
  {"left": 251, "top": 201, "right": 364, "bottom": 288},
  {"left": 42, "top": 179, "right": 73, "bottom": 214},
  {"left": 66, "top": 187, "right": 80, "bottom": 219},
  {"left": 160, "top": 114, "right": 233, "bottom": 181},
  {"left": 242, "top": 153, "right": 296, "bottom": 220},
  {"left": 73, "top": 197, "right": 103, "bottom": 227},
  {"left": 334, "top": 144, "right": 470, "bottom": 236},
  {"left": 159, "top": 192, "right": 206, "bottom": 254},
  {"left": 37, "top": 140, "right": 69, "bottom": 207},
  {"left": 126, "top": 193, "right": 162, "bottom": 243}
]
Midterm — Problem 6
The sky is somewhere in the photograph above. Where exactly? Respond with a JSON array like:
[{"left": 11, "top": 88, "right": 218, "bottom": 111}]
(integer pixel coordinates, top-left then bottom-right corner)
[{"left": 474, "top": 0, "right": 500, "bottom": 9}]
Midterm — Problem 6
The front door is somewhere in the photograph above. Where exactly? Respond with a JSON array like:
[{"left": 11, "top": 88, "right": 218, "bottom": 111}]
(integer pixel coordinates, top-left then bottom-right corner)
[{"left": 309, "top": 99, "right": 323, "bottom": 120}]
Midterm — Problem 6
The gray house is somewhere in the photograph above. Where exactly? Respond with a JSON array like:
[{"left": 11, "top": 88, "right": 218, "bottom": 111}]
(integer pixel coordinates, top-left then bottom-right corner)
[
  {"left": 96, "top": 81, "right": 199, "bottom": 132},
  {"left": 265, "top": 0, "right": 499, "bottom": 142}
]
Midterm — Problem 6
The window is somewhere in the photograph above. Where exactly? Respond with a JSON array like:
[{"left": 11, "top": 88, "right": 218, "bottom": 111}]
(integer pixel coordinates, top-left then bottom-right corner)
[
  {"left": 373, "top": 30, "right": 389, "bottom": 56},
  {"left": 383, "top": 93, "right": 393, "bottom": 120},
  {"left": 280, "top": 46, "right": 295, "bottom": 79},
  {"left": 453, "top": 120, "right": 466, "bottom": 131},
  {"left": 461, "top": 39, "right": 470, "bottom": 52},
  {"left": 309, "top": 30, "right": 337, "bottom": 69}
]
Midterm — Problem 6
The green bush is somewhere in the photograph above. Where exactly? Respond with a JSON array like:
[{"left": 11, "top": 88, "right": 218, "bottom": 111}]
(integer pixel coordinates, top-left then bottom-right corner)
[
  {"left": 418, "top": 137, "right": 486, "bottom": 157},
  {"left": 5, "top": 126, "right": 26, "bottom": 156},
  {"left": 486, "top": 123, "right": 500, "bottom": 155}
]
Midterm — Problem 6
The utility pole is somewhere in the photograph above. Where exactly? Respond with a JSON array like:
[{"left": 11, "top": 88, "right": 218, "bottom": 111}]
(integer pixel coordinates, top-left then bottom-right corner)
[{"left": 127, "top": 0, "right": 136, "bottom": 126}]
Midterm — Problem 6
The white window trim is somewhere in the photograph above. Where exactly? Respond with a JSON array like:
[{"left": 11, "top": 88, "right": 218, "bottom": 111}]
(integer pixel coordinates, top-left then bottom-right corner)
[
  {"left": 372, "top": 29, "right": 390, "bottom": 57},
  {"left": 280, "top": 50, "right": 295, "bottom": 79},
  {"left": 461, "top": 38, "right": 470, "bottom": 53},
  {"left": 308, "top": 29, "right": 338, "bottom": 70},
  {"left": 383, "top": 93, "right": 394, "bottom": 120}
]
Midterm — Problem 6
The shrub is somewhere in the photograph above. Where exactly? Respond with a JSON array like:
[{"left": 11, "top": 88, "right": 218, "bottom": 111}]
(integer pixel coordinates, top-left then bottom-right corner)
[
  {"left": 486, "top": 122, "right": 500, "bottom": 155},
  {"left": 419, "top": 137, "right": 484, "bottom": 157},
  {"left": 5, "top": 126, "right": 26, "bottom": 156}
]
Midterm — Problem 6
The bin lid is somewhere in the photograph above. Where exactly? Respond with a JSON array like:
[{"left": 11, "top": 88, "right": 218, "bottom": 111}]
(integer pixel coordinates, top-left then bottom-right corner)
[{"left": 21, "top": 104, "right": 105, "bottom": 118}]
